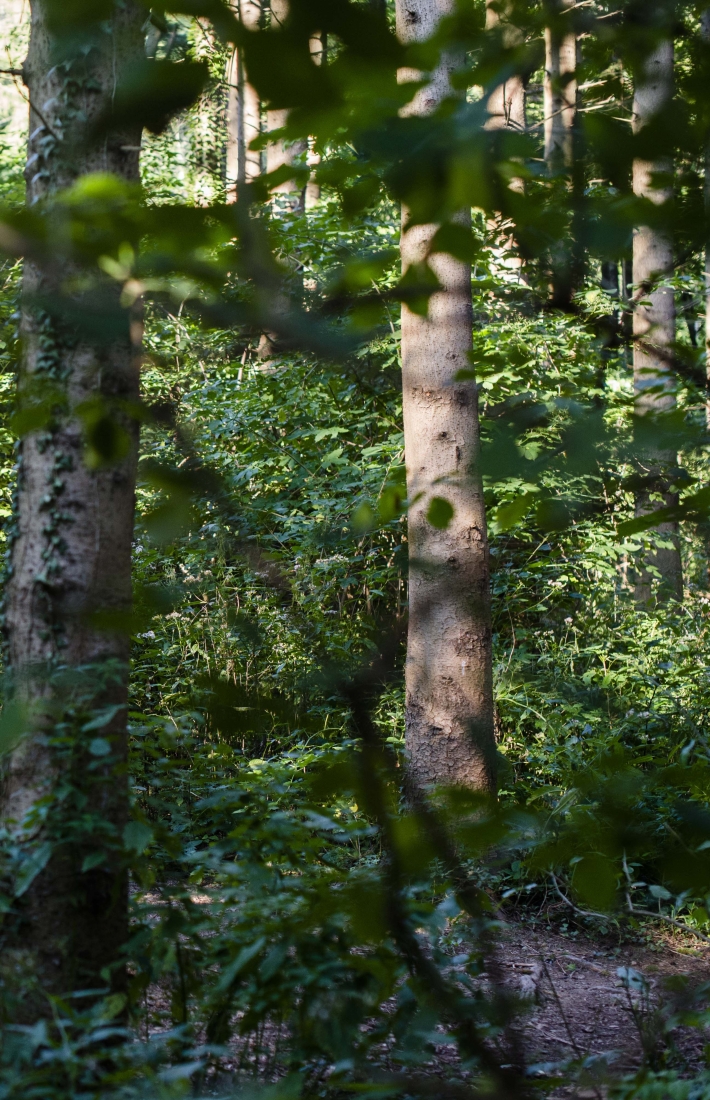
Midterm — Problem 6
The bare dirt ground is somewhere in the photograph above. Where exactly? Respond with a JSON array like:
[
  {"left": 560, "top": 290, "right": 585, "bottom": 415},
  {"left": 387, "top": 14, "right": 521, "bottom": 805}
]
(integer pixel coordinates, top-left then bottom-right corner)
[
  {"left": 138, "top": 901, "right": 710, "bottom": 1084},
  {"left": 496, "top": 921, "right": 709, "bottom": 1069},
  {"left": 367, "top": 920, "right": 710, "bottom": 1084}
]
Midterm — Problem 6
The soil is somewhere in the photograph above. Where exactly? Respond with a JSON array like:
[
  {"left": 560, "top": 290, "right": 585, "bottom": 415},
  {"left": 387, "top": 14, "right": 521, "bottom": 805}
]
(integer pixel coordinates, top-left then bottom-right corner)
[
  {"left": 137, "top": 895, "right": 710, "bottom": 1084},
  {"left": 493, "top": 920, "right": 710, "bottom": 1072}
]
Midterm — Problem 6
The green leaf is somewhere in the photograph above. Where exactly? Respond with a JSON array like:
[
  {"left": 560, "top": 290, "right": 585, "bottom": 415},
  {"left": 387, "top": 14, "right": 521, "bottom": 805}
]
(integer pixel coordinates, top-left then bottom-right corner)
[
  {"left": 492, "top": 492, "right": 536, "bottom": 534},
  {"left": 123, "top": 821, "right": 154, "bottom": 855},
  {"left": 0, "top": 700, "right": 29, "bottom": 756},
  {"left": 81, "top": 851, "right": 107, "bottom": 872},
  {"left": 89, "top": 738, "right": 112, "bottom": 756},
  {"left": 103, "top": 59, "right": 210, "bottom": 136},
  {"left": 352, "top": 501, "right": 375, "bottom": 533},
  {"left": 215, "top": 938, "right": 267, "bottom": 993},
  {"left": 572, "top": 854, "right": 617, "bottom": 911},
  {"left": 427, "top": 497, "right": 454, "bottom": 529},
  {"left": 15, "top": 843, "right": 52, "bottom": 898}
]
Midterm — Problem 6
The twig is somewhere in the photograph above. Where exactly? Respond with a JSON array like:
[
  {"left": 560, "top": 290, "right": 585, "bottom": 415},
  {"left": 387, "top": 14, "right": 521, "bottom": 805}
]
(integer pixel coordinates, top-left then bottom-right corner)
[
  {"left": 627, "top": 906, "right": 710, "bottom": 946},
  {"left": 538, "top": 956, "right": 583, "bottom": 1058},
  {"left": 0, "top": 67, "right": 23, "bottom": 77},
  {"left": 549, "top": 872, "right": 609, "bottom": 922},
  {"left": 552, "top": 870, "right": 710, "bottom": 947}
]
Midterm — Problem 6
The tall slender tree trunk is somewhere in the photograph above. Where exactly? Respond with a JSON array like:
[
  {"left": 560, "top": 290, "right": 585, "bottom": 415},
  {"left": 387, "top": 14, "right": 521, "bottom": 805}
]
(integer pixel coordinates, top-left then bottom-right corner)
[
  {"left": 632, "top": 39, "right": 682, "bottom": 603},
  {"left": 543, "top": 0, "right": 576, "bottom": 171},
  {"left": 396, "top": 0, "right": 495, "bottom": 791},
  {"left": 226, "top": 0, "right": 263, "bottom": 201},
  {"left": 1, "top": 0, "right": 143, "bottom": 1015},
  {"left": 266, "top": 0, "right": 306, "bottom": 210},
  {"left": 305, "top": 32, "right": 327, "bottom": 210},
  {"left": 703, "top": 10, "right": 710, "bottom": 432},
  {"left": 485, "top": 0, "right": 526, "bottom": 133},
  {"left": 485, "top": 1, "right": 525, "bottom": 277},
  {"left": 597, "top": 261, "right": 620, "bottom": 393}
]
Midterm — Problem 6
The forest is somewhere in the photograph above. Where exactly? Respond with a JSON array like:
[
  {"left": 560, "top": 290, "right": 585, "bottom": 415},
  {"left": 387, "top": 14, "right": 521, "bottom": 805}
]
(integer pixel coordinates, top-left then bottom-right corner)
[{"left": 4, "top": 0, "right": 710, "bottom": 1096}]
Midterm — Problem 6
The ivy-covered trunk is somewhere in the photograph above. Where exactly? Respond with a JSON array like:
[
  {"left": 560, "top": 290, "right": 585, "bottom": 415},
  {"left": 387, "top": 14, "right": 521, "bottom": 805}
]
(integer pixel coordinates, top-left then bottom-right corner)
[
  {"left": 396, "top": 0, "right": 496, "bottom": 792},
  {"left": 632, "top": 38, "right": 683, "bottom": 604},
  {"left": 1, "top": 0, "right": 143, "bottom": 1015}
]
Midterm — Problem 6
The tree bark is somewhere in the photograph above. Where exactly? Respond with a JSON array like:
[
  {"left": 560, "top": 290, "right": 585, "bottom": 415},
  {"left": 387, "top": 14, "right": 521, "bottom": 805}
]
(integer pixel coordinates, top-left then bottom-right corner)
[
  {"left": 632, "top": 39, "right": 682, "bottom": 603},
  {"left": 266, "top": 0, "right": 306, "bottom": 210},
  {"left": 703, "top": 10, "right": 710, "bottom": 431},
  {"left": 543, "top": 0, "right": 576, "bottom": 171},
  {"left": 484, "top": 1, "right": 526, "bottom": 275},
  {"left": 1, "top": 0, "right": 143, "bottom": 1014},
  {"left": 305, "top": 32, "right": 327, "bottom": 209},
  {"left": 485, "top": 0, "right": 526, "bottom": 133},
  {"left": 396, "top": 0, "right": 495, "bottom": 791},
  {"left": 226, "top": 0, "right": 263, "bottom": 201}
]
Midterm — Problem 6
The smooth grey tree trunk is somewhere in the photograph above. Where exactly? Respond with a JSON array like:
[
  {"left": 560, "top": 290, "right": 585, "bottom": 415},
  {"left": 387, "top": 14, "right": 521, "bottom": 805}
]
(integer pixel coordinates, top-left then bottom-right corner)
[
  {"left": 544, "top": 0, "right": 576, "bottom": 171},
  {"left": 632, "top": 39, "right": 682, "bottom": 603},
  {"left": 396, "top": 0, "right": 495, "bottom": 791},
  {"left": 1, "top": 0, "right": 143, "bottom": 1014},
  {"left": 226, "top": 0, "right": 263, "bottom": 201}
]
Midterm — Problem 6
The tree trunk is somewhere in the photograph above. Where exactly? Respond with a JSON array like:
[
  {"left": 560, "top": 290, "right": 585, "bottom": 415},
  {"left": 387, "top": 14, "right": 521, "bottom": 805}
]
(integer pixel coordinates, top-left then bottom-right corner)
[
  {"left": 485, "top": 1, "right": 525, "bottom": 276},
  {"left": 544, "top": 0, "right": 576, "bottom": 171},
  {"left": 597, "top": 261, "right": 620, "bottom": 393},
  {"left": 226, "top": 0, "right": 263, "bottom": 201},
  {"left": 632, "top": 39, "right": 682, "bottom": 603},
  {"left": 703, "top": 10, "right": 710, "bottom": 431},
  {"left": 485, "top": 0, "right": 526, "bottom": 133},
  {"left": 1, "top": 0, "right": 143, "bottom": 1015},
  {"left": 305, "top": 32, "right": 327, "bottom": 209},
  {"left": 266, "top": 0, "right": 306, "bottom": 210},
  {"left": 396, "top": 0, "right": 495, "bottom": 791}
]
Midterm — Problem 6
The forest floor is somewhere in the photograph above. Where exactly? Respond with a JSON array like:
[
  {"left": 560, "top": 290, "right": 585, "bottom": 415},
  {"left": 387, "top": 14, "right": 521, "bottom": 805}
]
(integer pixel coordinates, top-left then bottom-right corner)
[
  {"left": 140, "top": 897, "right": 710, "bottom": 1086},
  {"left": 427, "top": 919, "right": 710, "bottom": 1084},
  {"left": 309, "top": 918, "right": 710, "bottom": 1097}
]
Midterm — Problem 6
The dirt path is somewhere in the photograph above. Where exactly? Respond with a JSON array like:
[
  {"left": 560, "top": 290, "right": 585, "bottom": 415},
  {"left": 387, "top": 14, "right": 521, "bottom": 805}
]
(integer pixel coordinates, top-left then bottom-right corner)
[
  {"left": 138, "top": 899, "right": 710, "bottom": 1082},
  {"left": 495, "top": 922, "right": 709, "bottom": 1072}
]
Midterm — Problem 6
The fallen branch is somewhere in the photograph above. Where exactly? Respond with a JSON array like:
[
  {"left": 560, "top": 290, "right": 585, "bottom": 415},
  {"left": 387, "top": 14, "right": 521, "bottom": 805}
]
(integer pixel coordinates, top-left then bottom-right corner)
[
  {"left": 549, "top": 873, "right": 609, "bottom": 922},
  {"left": 550, "top": 871, "right": 710, "bottom": 947}
]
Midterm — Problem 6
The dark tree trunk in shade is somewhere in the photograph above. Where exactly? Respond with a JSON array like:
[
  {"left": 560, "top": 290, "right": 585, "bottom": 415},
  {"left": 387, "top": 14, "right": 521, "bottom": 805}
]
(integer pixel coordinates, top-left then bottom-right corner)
[
  {"left": 631, "top": 38, "right": 682, "bottom": 604},
  {"left": 0, "top": 0, "right": 143, "bottom": 1015},
  {"left": 395, "top": 0, "right": 496, "bottom": 792}
]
